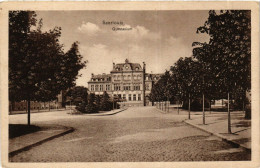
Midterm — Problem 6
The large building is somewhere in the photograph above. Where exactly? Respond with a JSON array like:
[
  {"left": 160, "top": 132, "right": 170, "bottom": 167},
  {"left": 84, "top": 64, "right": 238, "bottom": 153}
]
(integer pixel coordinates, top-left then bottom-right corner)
[{"left": 88, "top": 59, "right": 161, "bottom": 106}]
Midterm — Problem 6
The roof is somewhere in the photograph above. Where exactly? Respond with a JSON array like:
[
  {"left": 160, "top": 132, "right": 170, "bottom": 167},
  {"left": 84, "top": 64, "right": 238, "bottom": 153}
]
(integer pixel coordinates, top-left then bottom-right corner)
[
  {"left": 92, "top": 73, "right": 111, "bottom": 79},
  {"left": 88, "top": 73, "right": 111, "bottom": 83},
  {"left": 111, "top": 59, "right": 143, "bottom": 72}
]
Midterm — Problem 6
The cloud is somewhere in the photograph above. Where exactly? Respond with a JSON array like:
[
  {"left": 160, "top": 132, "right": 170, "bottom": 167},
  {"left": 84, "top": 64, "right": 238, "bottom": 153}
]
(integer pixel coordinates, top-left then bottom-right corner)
[
  {"left": 77, "top": 22, "right": 101, "bottom": 36},
  {"left": 75, "top": 28, "right": 191, "bottom": 87}
]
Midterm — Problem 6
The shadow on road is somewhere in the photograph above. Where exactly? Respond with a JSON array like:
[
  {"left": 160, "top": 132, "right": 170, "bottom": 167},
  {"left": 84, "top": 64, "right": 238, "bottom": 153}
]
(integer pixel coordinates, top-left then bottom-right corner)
[{"left": 9, "top": 124, "right": 41, "bottom": 139}]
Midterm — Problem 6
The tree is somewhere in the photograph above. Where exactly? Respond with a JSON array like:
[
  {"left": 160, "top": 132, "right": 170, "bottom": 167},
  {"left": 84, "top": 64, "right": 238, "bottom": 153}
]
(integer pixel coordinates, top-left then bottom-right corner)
[
  {"left": 170, "top": 57, "right": 208, "bottom": 118},
  {"left": 100, "top": 91, "right": 113, "bottom": 111},
  {"left": 66, "top": 86, "right": 88, "bottom": 106},
  {"left": 9, "top": 11, "right": 86, "bottom": 125},
  {"left": 193, "top": 10, "right": 251, "bottom": 132},
  {"left": 95, "top": 95, "right": 101, "bottom": 111},
  {"left": 85, "top": 93, "right": 97, "bottom": 113}
]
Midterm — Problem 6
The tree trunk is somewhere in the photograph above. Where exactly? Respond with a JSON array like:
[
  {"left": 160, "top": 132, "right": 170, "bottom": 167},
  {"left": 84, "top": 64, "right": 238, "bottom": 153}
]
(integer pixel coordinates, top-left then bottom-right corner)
[
  {"left": 27, "top": 99, "right": 31, "bottom": 126},
  {"left": 177, "top": 100, "right": 179, "bottom": 115},
  {"left": 26, "top": 101, "right": 28, "bottom": 113},
  {"left": 209, "top": 100, "right": 211, "bottom": 114},
  {"left": 242, "top": 100, "right": 245, "bottom": 113},
  {"left": 228, "top": 92, "right": 232, "bottom": 133},
  {"left": 188, "top": 93, "right": 191, "bottom": 119},
  {"left": 167, "top": 97, "right": 169, "bottom": 113},
  {"left": 203, "top": 93, "right": 205, "bottom": 125},
  {"left": 9, "top": 101, "right": 12, "bottom": 114}
]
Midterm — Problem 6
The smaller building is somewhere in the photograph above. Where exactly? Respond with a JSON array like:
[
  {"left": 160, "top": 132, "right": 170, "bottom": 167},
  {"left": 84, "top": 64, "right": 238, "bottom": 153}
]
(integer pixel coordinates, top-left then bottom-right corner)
[{"left": 9, "top": 91, "right": 64, "bottom": 112}]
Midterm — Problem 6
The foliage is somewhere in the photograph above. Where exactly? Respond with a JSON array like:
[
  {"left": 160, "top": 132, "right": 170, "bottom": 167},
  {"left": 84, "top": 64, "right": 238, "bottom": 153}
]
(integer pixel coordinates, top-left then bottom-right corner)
[
  {"left": 9, "top": 11, "right": 87, "bottom": 124},
  {"left": 9, "top": 11, "right": 86, "bottom": 102},
  {"left": 149, "top": 71, "right": 174, "bottom": 103},
  {"left": 85, "top": 93, "right": 97, "bottom": 113},
  {"left": 100, "top": 91, "right": 113, "bottom": 111},
  {"left": 193, "top": 10, "right": 251, "bottom": 99},
  {"left": 95, "top": 95, "right": 102, "bottom": 111},
  {"left": 66, "top": 86, "right": 88, "bottom": 106},
  {"left": 75, "top": 101, "right": 87, "bottom": 113}
]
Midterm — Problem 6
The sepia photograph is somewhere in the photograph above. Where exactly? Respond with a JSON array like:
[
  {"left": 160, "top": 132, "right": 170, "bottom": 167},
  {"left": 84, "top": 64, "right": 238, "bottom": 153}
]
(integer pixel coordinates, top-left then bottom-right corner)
[{"left": 1, "top": 1, "right": 259, "bottom": 168}]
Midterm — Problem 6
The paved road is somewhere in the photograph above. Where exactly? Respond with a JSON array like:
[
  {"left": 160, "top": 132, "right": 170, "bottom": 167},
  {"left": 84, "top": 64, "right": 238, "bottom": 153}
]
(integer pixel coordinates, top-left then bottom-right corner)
[{"left": 9, "top": 107, "right": 250, "bottom": 162}]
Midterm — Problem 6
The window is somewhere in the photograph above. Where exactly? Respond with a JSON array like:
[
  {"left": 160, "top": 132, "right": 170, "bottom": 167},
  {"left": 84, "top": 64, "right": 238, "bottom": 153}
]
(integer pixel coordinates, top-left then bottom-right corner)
[
  {"left": 106, "top": 84, "right": 110, "bottom": 91},
  {"left": 128, "top": 94, "right": 132, "bottom": 101},
  {"left": 145, "top": 84, "right": 150, "bottom": 90},
  {"left": 138, "top": 94, "right": 141, "bottom": 101},
  {"left": 114, "top": 84, "right": 120, "bottom": 91},
  {"left": 100, "top": 85, "right": 103, "bottom": 91},
  {"left": 134, "top": 85, "right": 140, "bottom": 90},
  {"left": 133, "top": 94, "right": 136, "bottom": 101},
  {"left": 123, "top": 86, "right": 131, "bottom": 90},
  {"left": 91, "top": 85, "right": 94, "bottom": 91},
  {"left": 95, "top": 85, "right": 98, "bottom": 91},
  {"left": 123, "top": 94, "right": 126, "bottom": 100},
  {"left": 128, "top": 75, "right": 131, "bottom": 80}
]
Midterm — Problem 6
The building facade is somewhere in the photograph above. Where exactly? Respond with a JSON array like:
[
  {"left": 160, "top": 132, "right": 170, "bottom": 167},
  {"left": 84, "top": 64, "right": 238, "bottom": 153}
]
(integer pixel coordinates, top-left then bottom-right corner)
[{"left": 88, "top": 59, "right": 161, "bottom": 106}]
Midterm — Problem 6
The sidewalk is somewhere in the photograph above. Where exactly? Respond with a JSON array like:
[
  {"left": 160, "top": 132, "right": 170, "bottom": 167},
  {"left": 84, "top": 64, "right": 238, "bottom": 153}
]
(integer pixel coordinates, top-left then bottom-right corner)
[
  {"left": 184, "top": 111, "right": 251, "bottom": 151},
  {"left": 9, "top": 124, "right": 74, "bottom": 157}
]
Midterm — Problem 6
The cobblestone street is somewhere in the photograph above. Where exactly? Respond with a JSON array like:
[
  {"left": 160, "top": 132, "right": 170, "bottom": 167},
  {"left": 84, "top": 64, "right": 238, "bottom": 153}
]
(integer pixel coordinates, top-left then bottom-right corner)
[{"left": 9, "top": 107, "right": 250, "bottom": 162}]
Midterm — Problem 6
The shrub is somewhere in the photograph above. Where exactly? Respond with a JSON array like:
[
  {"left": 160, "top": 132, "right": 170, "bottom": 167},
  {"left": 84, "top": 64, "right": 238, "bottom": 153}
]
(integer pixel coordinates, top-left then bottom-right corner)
[
  {"left": 85, "top": 103, "right": 98, "bottom": 113},
  {"left": 75, "top": 101, "right": 86, "bottom": 113}
]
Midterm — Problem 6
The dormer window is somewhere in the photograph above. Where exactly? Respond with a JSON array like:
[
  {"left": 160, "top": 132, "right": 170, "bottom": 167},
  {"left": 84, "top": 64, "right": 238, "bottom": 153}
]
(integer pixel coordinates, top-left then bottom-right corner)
[
  {"left": 125, "top": 66, "right": 129, "bottom": 70},
  {"left": 135, "top": 67, "right": 139, "bottom": 70}
]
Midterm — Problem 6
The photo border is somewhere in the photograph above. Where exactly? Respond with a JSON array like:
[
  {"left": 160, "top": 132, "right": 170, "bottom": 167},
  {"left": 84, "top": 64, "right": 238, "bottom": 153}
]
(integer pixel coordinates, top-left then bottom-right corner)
[{"left": 0, "top": 2, "right": 259, "bottom": 168}]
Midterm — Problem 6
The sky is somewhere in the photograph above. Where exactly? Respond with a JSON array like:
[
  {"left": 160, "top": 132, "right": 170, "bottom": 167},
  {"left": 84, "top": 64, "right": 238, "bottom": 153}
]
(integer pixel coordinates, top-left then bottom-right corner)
[{"left": 36, "top": 10, "right": 210, "bottom": 87}]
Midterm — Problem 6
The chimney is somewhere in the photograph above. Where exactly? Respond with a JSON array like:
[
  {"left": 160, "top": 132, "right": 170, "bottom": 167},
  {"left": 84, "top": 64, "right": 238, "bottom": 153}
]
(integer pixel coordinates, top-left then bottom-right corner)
[
  {"left": 143, "top": 62, "right": 146, "bottom": 72},
  {"left": 91, "top": 73, "right": 94, "bottom": 78},
  {"left": 113, "top": 62, "right": 115, "bottom": 69}
]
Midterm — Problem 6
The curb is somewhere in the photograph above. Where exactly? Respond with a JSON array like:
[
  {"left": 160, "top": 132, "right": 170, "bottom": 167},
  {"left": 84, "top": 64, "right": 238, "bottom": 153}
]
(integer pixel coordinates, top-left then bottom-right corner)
[
  {"left": 184, "top": 120, "right": 251, "bottom": 152},
  {"left": 9, "top": 126, "right": 75, "bottom": 158},
  {"left": 84, "top": 108, "right": 127, "bottom": 116}
]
